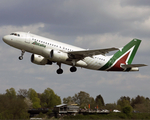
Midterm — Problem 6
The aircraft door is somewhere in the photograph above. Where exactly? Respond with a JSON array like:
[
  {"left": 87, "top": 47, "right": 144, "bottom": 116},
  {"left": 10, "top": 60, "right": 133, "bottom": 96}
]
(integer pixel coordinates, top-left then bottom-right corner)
[{"left": 25, "top": 32, "right": 30, "bottom": 43}]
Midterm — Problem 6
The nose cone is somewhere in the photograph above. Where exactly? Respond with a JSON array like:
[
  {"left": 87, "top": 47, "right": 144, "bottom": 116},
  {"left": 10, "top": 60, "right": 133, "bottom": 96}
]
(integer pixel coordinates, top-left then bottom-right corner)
[{"left": 3, "top": 35, "right": 10, "bottom": 43}]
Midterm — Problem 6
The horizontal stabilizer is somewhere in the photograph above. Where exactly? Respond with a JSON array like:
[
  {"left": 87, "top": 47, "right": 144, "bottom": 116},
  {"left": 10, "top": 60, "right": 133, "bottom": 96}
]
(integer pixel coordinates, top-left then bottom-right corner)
[{"left": 121, "top": 64, "right": 147, "bottom": 68}]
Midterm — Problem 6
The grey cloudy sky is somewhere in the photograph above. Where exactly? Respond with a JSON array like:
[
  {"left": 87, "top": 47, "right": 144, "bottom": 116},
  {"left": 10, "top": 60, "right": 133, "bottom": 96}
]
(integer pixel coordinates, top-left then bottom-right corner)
[{"left": 0, "top": 0, "right": 150, "bottom": 103}]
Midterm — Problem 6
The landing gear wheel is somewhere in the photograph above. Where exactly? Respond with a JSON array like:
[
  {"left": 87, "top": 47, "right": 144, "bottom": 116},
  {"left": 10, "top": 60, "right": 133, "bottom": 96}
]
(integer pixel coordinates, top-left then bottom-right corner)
[
  {"left": 19, "top": 50, "right": 25, "bottom": 60},
  {"left": 70, "top": 66, "right": 77, "bottom": 72},
  {"left": 57, "top": 68, "right": 63, "bottom": 74},
  {"left": 19, "top": 56, "right": 23, "bottom": 60}
]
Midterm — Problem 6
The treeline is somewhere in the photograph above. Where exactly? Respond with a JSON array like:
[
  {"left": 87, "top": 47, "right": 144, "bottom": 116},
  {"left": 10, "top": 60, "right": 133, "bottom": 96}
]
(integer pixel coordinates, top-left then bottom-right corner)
[
  {"left": 63, "top": 91, "right": 104, "bottom": 109},
  {"left": 0, "top": 88, "right": 150, "bottom": 119},
  {"left": 0, "top": 87, "right": 61, "bottom": 119},
  {"left": 63, "top": 91, "right": 150, "bottom": 119},
  {"left": 63, "top": 91, "right": 150, "bottom": 113},
  {"left": 117, "top": 95, "right": 150, "bottom": 113}
]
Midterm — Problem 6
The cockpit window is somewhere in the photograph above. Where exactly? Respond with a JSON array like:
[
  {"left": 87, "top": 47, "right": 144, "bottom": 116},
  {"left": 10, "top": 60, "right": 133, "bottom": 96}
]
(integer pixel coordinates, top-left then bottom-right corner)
[{"left": 10, "top": 33, "right": 20, "bottom": 37}]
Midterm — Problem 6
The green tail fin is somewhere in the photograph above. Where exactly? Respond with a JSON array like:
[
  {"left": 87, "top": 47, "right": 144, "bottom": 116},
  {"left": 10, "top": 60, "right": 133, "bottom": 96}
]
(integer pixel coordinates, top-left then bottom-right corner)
[
  {"left": 99, "top": 38, "right": 141, "bottom": 71},
  {"left": 114, "top": 38, "right": 141, "bottom": 64}
]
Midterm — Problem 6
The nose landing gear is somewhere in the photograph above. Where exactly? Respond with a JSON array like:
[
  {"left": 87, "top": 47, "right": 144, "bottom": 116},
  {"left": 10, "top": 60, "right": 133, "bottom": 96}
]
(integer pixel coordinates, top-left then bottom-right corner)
[{"left": 19, "top": 50, "right": 25, "bottom": 60}]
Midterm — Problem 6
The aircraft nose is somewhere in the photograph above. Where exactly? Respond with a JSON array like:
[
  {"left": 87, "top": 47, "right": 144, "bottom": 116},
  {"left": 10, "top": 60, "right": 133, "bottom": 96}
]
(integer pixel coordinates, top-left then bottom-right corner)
[{"left": 3, "top": 35, "right": 10, "bottom": 43}]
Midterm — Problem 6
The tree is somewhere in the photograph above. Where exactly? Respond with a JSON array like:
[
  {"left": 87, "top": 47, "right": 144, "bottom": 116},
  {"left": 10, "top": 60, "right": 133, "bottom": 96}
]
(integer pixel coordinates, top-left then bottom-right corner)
[
  {"left": 72, "top": 91, "right": 94, "bottom": 109},
  {"left": 41, "top": 88, "right": 61, "bottom": 108},
  {"left": 17, "top": 89, "right": 28, "bottom": 98},
  {"left": 105, "top": 103, "right": 119, "bottom": 111},
  {"left": 28, "top": 88, "right": 41, "bottom": 109},
  {"left": 89, "top": 97, "right": 96, "bottom": 110},
  {"left": 95, "top": 94, "right": 105, "bottom": 108},
  {"left": 63, "top": 96, "right": 75, "bottom": 105},
  {"left": 28, "top": 88, "right": 38, "bottom": 99},
  {"left": 5, "top": 88, "right": 16, "bottom": 98},
  {"left": 131, "top": 95, "right": 150, "bottom": 112},
  {"left": 24, "top": 97, "right": 33, "bottom": 109},
  {"left": 52, "top": 94, "right": 61, "bottom": 106},
  {"left": 32, "top": 97, "right": 41, "bottom": 108},
  {"left": 122, "top": 106, "right": 132, "bottom": 116},
  {"left": 145, "top": 98, "right": 150, "bottom": 113},
  {"left": 0, "top": 94, "right": 29, "bottom": 119},
  {"left": 131, "top": 95, "right": 145, "bottom": 108},
  {"left": 117, "top": 96, "right": 131, "bottom": 108}
]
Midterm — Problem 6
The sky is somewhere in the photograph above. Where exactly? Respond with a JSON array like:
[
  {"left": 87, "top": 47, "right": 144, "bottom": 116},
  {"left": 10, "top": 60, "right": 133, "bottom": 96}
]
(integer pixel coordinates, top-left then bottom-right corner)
[{"left": 0, "top": 0, "right": 150, "bottom": 104}]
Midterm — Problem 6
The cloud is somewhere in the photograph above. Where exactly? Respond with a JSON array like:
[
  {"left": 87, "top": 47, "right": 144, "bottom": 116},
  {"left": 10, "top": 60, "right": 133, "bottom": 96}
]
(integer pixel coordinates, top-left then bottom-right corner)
[
  {"left": 74, "top": 33, "right": 131, "bottom": 49},
  {"left": 0, "top": 23, "right": 45, "bottom": 36},
  {"left": 121, "top": 0, "right": 150, "bottom": 7},
  {"left": 136, "top": 74, "right": 150, "bottom": 79}
]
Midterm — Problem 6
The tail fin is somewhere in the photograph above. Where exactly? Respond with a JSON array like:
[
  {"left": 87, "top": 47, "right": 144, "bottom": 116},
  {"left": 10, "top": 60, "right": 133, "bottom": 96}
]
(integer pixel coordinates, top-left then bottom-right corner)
[
  {"left": 100, "top": 38, "right": 143, "bottom": 71},
  {"left": 114, "top": 38, "right": 141, "bottom": 64}
]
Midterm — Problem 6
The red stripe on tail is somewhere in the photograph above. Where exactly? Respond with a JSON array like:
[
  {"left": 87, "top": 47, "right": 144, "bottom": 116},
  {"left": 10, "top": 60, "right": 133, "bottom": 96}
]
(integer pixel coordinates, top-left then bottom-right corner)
[{"left": 108, "top": 52, "right": 130, "bottom": 71}]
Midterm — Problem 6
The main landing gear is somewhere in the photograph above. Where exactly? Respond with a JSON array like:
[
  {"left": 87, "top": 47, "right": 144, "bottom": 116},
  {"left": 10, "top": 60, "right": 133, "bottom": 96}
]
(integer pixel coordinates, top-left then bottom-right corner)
[
  {"left": 70, "top": 66, "right": 77, "bottom": 72},
  {"left": 19, "top": 50, "right": 25, "bottom": 60},
  {"left": 70, "top": 60, "right": 77, "bottom": 72},
  {"left": 56, "top": 63, "right": 77, "bottom": 74},
  {"left": 56, "top": 63, "right": 63, "bottom": 74},
  {"left": 57, "top": 68, "right": 63, "bottom": 74}
]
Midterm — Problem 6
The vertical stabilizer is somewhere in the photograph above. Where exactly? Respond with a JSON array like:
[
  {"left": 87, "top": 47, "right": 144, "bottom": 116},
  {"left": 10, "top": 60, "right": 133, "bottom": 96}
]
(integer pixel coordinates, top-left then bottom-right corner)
[
  {"left": 100, "top": 39, "right": 141, "bottom": 71},
  {"left": 114, "top": 38, "right": 141, "bottom": 64}
]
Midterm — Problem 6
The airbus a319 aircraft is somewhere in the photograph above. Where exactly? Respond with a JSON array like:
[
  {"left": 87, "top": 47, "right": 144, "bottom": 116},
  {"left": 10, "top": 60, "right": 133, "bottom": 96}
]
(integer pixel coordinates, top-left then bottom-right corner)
[{"left": 3, "top": 32, "right": 147, "bottom": 74}]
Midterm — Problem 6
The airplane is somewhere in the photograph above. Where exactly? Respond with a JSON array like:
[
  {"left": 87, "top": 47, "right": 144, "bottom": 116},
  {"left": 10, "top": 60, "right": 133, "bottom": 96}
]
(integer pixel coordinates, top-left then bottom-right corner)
[{"left": 2, "top": 32, "right": 147, "bottom": 74}]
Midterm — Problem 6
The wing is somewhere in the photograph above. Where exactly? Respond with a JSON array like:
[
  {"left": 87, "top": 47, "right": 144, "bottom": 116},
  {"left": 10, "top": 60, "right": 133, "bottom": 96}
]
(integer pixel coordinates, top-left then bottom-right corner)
[
  {"left": 68, "top": 47, "right": 118, "bottom": 59},
  {"left": 121, "top": 64, "right": 147, "bottom": 68}
]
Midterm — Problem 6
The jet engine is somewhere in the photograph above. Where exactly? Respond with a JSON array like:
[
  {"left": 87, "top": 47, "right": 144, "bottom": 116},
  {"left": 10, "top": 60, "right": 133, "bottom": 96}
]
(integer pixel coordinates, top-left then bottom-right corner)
[
  {"left": 31, "top": 54, "right": 52, "bottom": 65},
  {"left": 42, "top": 49, "right": 69, "bottom": 62},
  {"left": 50, "top": 49, "right": 69, "bottom": 62}
]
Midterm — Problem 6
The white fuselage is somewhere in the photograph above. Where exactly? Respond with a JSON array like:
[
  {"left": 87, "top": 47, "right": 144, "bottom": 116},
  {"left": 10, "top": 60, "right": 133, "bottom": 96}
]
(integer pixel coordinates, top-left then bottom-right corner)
[{"left": 3, "top": 32, "right": 110, "bottom": 71}]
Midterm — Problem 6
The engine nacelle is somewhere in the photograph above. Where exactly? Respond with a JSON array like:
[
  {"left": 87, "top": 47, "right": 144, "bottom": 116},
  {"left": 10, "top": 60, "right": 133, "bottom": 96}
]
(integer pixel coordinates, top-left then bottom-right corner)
[
  {"left": 31, "top": 54, "right": 52, "bottom": 65},
  {"left": 50, "top": 49, "right": 69, "bottom": 62}
]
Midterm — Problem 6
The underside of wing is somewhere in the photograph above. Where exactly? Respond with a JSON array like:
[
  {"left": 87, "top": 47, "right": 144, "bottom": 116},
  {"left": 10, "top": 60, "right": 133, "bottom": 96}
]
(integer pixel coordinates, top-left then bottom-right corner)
[
  {"left": 68, "top": 47, "right": 118, "bottom": 59},
  {"left": 121, "top": 64, "right": 147, "bottom": 68}
]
